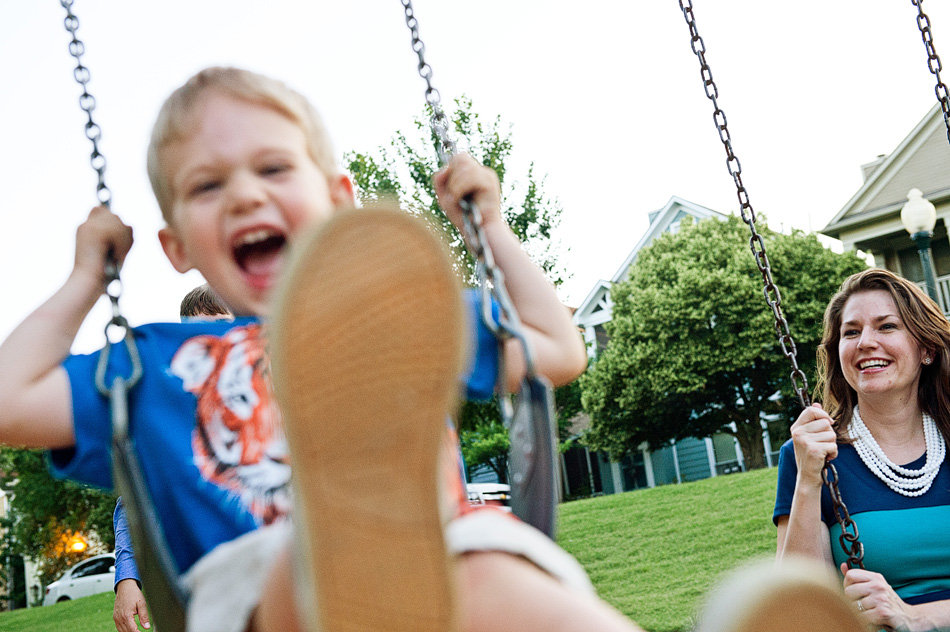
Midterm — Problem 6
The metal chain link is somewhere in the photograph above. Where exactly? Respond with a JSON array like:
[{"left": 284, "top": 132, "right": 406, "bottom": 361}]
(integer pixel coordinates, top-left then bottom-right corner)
[
  {"left": 60, "top": 0, "right": 142, "bottom": 394},
  {"left": 913, "top": 0, "right": 950, "bottom": 144},
  {"left": 61, "top": 0, "right": 111, "bottom": 208},
  {"left": 399, "top": 0, "right": 539, "bottom": 379},
  {"left": 678, "top": 0, "right": 864, "bottom": 569}
]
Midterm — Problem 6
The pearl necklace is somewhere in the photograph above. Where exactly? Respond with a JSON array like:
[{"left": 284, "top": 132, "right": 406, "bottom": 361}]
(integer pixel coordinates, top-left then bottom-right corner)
[{"left": 848, "top": 406, "right": 946, "bottom": 497}]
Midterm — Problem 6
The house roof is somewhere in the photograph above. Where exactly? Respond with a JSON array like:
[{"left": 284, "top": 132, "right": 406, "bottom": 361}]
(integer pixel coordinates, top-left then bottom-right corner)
[
  {"left": 822, "top": 104, "right": 950, "bottom": 239},
  {"left": 573, "top": 196, "right": 726, "bottom": 326}
]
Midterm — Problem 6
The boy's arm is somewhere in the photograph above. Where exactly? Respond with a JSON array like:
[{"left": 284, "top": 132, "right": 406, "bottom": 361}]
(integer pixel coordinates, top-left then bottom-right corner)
[
  {"left": 0, "top": 206, "right": 133, "bottom": 448},
  {"left": 433, "top": 154, "right": 586, "bottom": 391}
]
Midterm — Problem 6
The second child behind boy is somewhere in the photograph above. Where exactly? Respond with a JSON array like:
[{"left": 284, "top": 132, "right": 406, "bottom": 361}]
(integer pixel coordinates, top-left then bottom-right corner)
[{"left": 0, "top": 67, "right": 642, "bottom": 632}]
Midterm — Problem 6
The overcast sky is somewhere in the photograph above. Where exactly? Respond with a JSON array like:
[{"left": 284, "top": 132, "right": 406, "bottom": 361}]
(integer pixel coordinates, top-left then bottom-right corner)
[{"left": 2, "top": 1, "right": 949, "bottom": 353}]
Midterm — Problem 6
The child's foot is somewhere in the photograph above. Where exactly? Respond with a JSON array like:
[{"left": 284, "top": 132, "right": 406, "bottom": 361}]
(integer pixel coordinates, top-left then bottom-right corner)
[
  {"left": 695, "top": 557, "right": 869, "bottom": 632},
  {"left": 271, "top": 205, "right": 465, "bottom": 632}
]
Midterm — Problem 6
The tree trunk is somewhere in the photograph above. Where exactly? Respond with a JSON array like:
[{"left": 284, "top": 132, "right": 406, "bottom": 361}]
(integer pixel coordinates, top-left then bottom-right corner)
[{"left": 733, "top": 419, "right": 767, "bottom": 470}]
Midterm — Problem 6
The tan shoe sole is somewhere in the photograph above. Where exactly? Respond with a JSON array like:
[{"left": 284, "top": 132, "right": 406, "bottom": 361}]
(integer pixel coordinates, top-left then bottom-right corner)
[
  {"left": 270, "top": 205, "right": 465, "bottom": 632},
  {"left": 696, "top": 558, "right": 870, "bottom": 632}
]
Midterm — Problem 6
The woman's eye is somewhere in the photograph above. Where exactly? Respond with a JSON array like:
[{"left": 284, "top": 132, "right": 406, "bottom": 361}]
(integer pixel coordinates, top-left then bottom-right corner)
[{"left": 842, "top": 329, "right": 859, "bottom": 338}]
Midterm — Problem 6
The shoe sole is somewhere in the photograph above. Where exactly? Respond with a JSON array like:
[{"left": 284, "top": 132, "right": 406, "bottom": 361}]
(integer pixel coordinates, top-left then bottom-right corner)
[
  {"left": 270, "top": 205, "right": 465, "bottom": 632},
  {"left": 696, "top": 558, "right": 869, "bottom": 632}
]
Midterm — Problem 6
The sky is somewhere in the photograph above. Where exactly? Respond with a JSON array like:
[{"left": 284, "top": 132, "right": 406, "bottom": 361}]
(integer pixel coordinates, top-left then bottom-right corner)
[{"left": 1, "top": 1, "right": 949, "bottom": 353}]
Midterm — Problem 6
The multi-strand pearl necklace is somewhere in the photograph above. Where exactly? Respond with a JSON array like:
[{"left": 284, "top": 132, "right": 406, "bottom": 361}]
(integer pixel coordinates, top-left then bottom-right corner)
[{"left": 848, "top": 406, "right": 946, "bottom": 497}]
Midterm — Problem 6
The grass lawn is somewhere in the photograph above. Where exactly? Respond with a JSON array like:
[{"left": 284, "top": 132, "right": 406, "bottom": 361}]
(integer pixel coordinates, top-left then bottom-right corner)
[
  {"left": 557, "top": 467, "right": 779, "bottom": 631},
  {"left": 0, "top": 467, "right": 780, "bottom": 632},
  {"left": 0, "top": 591, "right": 116, "bottom": 632}
]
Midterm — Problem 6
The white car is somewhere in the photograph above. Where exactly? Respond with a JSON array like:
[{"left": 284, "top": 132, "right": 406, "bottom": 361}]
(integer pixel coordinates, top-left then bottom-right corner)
[
  {"left": 466, "top": 483, "right": 512, "bottom": 512},
  {"left": 42, "top": 553, "right": 116, "bottom": 606}
]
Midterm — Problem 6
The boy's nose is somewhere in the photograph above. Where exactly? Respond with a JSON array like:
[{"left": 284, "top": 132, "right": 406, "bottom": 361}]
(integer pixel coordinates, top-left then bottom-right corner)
[{"left": 227, "top": 172, "right": 267, "bottom": 215}]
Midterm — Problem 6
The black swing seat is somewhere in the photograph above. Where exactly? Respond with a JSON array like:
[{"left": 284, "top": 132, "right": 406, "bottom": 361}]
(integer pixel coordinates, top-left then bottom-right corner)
[{"left": 109, "top": 376, "right": 189, "bottom": 632}]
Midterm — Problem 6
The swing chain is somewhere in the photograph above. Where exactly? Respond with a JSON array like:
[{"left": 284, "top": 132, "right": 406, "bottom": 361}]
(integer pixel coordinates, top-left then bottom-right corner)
[
  {"left": 678, "top": 0, "right": 865, "bottom": 570},
  {"left": 912, "top": 0, "right": 950, "bottom": 144},
  {"left": 60, "top": 0, "right": 142, "bottom": 396},
  {"left": 822, "top": 464, "right": 866, "bottom": 570},
  {"left": 399, "top": 0, "right": 539, "bottom": 377},
  {"left": 400, "top": 0, "right": 457, "bottom": 166},
  {"left": 61, "top": 0, "right": 111, "bottom": 207}
]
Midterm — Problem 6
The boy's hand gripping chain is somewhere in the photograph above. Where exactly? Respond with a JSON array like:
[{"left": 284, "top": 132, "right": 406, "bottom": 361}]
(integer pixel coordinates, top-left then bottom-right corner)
[
  {"left": 61, "top": 3, "right": 190, "bottom": 629},
  {"left": 401, "top": 0, "right": 560, "bottom": 538},
  {"left": 678, "top": 0, "right": 864, "bottom": 569}
]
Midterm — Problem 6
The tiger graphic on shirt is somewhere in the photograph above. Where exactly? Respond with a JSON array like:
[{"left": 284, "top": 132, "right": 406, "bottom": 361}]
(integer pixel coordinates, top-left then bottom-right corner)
[{"left": 169, "top": 324, "right": 291, "bottom": 525}]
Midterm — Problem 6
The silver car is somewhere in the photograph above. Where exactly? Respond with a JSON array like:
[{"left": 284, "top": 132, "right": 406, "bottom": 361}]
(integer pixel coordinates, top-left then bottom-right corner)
[{"left": 42, "top": 553, "right": 116, "bottom": 605}]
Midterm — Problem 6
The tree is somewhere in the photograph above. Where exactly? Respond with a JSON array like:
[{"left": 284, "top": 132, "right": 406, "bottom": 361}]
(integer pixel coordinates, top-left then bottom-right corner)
[
  {"left": 346, "top": 97, "right": 572, "bottom": 481},
  {"left": 457, "top": 383, "right": 581, "bottom": 483},
  {"left": 0, "top": 447, "right": 116, "bottom": 591},
  {"left": 345, "top": 96, "right": 567, "bottom": 288},
  {"left": 580, "top": 215, "right": 868, "bottom": 469}
]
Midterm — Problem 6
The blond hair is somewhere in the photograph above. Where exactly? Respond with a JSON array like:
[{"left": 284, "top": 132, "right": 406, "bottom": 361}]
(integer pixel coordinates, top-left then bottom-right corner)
[{"left": 147, "top": 66, "right": 339, "bottom": 223}]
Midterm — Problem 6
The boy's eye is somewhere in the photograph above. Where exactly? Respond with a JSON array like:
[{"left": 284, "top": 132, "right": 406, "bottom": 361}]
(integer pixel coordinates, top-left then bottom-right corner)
[
  {"left": 189, "top": 180, "right": 221, "bottom": 197},
  {"left": 261, "top": 163, "right": 291, "bottom": 176}
]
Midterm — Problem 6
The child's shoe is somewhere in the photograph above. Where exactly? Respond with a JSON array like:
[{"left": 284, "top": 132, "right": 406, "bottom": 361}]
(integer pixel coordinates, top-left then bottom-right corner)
[
  {"left": 695, "top": 557, "right": 869, "bottom": 632},
  {"left": 270, "top": 205, "right": 465, "bottom": 632}
]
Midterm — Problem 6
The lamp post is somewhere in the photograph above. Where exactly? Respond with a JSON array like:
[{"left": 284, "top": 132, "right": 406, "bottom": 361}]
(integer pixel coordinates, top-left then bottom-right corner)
[{"left": 901, "top": 188, "right": 940, "bottom": 304}]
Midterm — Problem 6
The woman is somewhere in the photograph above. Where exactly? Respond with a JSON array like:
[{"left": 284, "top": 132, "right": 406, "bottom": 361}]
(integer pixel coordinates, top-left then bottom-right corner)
[{"left": 774, "top": 268, "right": 950, "bottom": 631}]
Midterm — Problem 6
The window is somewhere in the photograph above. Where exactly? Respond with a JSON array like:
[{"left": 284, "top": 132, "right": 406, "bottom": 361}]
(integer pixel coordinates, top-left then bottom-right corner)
[
  {"left": 72, "top": 557, "right": 114, "bottom": 578},
  {"left": 898, "top": 238, "right": 950, "bottom": 282}
]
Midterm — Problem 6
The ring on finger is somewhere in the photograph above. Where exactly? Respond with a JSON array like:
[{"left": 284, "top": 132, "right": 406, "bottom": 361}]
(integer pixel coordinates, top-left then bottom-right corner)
[{"left": 857, "top": 599, "right": 864, "bottom": 612}]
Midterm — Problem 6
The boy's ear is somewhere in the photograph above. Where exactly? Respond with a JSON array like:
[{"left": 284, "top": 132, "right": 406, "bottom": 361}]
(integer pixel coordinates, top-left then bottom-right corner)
[
  {"left": 328, "top": 174, "right": 355, "bottom": 210},
  {"left": 158, "top": 226, "right": 194, "bottom": 273}
]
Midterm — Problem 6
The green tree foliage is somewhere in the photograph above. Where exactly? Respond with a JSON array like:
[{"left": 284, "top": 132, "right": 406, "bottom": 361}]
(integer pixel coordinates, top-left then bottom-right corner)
[
  {"left": 347, "top": 97, "right": 572, "bottom": 481},
  {"left": 0, "top": 447, "right": 116, "bottom": 588},
  {"left": 345, "top": 96, "right": 567, "bottom": 288},
  {"left": 457, "top": 384, "right": 580, "bottom": 483},
  {"left": 580, "top": 215, "right": 868, "bottom": 469}
]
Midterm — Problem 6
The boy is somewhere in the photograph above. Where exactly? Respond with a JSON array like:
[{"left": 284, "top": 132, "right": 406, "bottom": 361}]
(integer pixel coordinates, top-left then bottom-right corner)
[{"left": 0, "top": 67, "right": 639, "bottom": 631}]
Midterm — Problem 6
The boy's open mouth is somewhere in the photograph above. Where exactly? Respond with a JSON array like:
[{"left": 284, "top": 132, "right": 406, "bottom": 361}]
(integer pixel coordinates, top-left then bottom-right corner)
[{"left": 233, "top": 229, "right": 287, "bottom": 278}]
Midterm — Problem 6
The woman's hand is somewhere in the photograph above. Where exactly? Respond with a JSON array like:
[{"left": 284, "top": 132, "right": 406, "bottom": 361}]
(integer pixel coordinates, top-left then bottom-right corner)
[
  {"left": 790, "top": 402, "right": 838, "bottom": 488},
  {"left": 842, "top": 564, "right": 926, "bottom": 631}
]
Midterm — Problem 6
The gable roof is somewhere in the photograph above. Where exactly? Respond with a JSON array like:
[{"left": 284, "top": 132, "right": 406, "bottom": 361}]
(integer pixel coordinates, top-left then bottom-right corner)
[
  {"left": 823, "top": 104, "right": 950, "bottom": 239},
  {"left": 573, "top": 196, "right": 726, "bottom": 326}
]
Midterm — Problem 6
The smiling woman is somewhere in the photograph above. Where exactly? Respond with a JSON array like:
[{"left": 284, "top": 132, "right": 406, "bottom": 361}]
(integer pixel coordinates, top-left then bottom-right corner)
[{"left": 774, "top": 268, "right": 950, "bottom": 632}]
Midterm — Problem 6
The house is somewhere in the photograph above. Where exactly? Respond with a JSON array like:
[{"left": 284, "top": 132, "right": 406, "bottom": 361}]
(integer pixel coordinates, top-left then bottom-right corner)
[
  {"left": 564, "top": 196, "right": 784, "bottom": 499},
  {"left": 821, "top": 103, "right": 950, "bottom": 313}
]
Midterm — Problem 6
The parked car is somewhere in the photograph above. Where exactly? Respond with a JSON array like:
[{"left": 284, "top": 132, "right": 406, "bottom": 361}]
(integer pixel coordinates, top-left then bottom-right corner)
[
  {"left": 466, "top": 483, "right": 512, "bottom": 512},
  {"left": 43, "top": 553, "right": 116, "bottom": 606}
]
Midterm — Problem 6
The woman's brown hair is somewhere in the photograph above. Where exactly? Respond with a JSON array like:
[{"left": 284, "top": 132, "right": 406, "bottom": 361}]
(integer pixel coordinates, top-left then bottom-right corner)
[{"left": 816, "top": 268, "right": 950, "bottom": 443}]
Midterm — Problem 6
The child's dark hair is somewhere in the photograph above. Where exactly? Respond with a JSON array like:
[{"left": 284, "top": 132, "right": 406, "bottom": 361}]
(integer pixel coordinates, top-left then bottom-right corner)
[{"left": 180, "top": 284, "right": 231, "bottom": 318}]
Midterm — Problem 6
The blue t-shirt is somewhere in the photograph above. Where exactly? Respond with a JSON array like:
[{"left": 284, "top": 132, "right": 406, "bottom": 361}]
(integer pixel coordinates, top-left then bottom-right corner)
[
  {"left": 51, "top": 291, "right": 499, "bottom": 576},
  {"left": 774, "top": 439, "right": 950, "bottom": 605}
]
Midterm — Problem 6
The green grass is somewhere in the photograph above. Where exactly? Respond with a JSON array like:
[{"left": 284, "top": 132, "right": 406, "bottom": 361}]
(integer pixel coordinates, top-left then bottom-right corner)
[
  {"left": 557, "top": 467, "right": 779, "bottom": 632},
  {"left": 0, "top": 467, "right": 779, "bottom": 632},
  {"left": 0, "top": 591, "right": 116, "bottom": 632}
]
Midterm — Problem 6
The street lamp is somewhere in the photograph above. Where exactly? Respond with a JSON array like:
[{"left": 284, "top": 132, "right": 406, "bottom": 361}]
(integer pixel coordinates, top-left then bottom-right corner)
[{"left": 901, "top": 188, "right": 940, "bottom": 304}]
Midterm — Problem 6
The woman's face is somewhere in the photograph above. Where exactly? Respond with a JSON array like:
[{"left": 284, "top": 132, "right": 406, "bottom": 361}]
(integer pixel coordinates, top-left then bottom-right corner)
[{"left": 838, "top": 290, "right": 929, "bottom": 405}]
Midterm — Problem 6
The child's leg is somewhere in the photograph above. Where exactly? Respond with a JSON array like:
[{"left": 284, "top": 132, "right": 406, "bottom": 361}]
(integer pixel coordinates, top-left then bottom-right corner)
[
  {"left": 263, "top": 205, "right": 646, "bottom": 632},
  {"left": 458, "top": 551, "right": 644, "bottom": 632}
]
